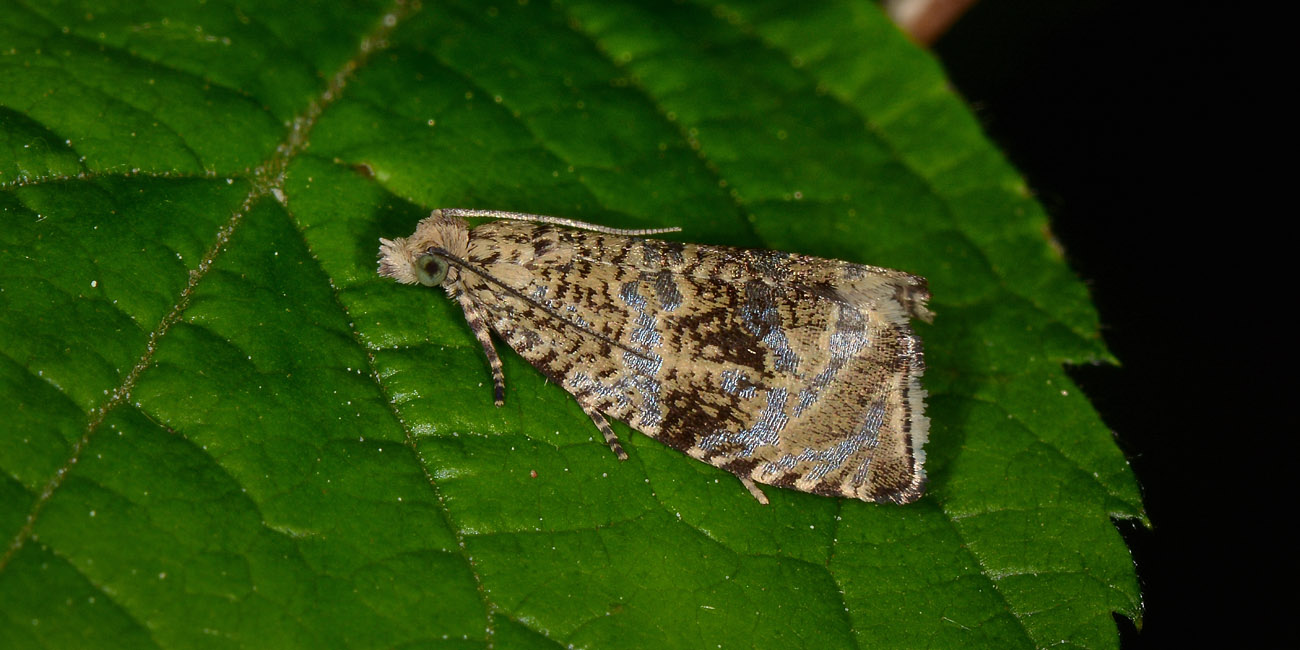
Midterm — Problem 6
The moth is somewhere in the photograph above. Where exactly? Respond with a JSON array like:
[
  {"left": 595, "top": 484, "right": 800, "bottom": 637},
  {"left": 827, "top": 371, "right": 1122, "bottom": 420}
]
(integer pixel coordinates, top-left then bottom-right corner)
[{"left": 379, "top": 209, "right": 932, "bottom": 504}]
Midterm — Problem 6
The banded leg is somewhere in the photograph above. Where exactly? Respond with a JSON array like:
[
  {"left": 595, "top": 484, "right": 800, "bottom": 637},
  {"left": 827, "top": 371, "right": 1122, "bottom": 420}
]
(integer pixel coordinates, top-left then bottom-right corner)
[
  {"left": 739, "top": 477, "right": 770, "bottom": 505},
  {"left": 456, "top": 293, "right": 506, "bottom": 406},
  {"left": 577, "top": 399, "right": 627, "bottom": 460}
]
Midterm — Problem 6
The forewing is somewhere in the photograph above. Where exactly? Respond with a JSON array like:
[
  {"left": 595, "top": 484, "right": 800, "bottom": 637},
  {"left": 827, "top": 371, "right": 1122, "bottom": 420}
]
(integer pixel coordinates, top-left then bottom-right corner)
[{"left": 457, "top": 221, "right": 928, "bottom": 503}]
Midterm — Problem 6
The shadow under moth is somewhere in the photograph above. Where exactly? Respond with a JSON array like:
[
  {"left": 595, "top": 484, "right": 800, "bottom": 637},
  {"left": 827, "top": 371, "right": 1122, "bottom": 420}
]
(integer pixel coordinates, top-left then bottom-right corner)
[{"left": 378, "top": 209, "right": 932, "bottom": 504}]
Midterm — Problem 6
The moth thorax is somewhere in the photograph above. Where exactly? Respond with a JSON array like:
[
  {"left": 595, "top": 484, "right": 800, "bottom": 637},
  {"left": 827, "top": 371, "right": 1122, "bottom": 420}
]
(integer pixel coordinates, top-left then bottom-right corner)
[{"left": 418, "top": 211, "right": 471, "bottom": 259}]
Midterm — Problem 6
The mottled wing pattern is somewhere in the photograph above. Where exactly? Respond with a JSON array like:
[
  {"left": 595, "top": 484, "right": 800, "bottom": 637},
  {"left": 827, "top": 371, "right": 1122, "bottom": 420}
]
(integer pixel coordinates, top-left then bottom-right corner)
[{"left": 458, "top": 220, "right": 930, "bottom": 504}]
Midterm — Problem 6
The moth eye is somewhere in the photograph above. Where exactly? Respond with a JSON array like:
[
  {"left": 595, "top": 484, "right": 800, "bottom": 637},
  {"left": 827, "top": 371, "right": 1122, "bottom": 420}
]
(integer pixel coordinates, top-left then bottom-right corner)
[{"left": 415, "top": 254, "right": 449, "bottom": 286}]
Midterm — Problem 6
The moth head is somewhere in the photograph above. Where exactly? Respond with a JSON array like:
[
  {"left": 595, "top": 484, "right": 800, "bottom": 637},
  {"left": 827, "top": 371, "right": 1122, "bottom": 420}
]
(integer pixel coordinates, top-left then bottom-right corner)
[{"left": 377, "top": 210, "right": 471, "bottom": 286}]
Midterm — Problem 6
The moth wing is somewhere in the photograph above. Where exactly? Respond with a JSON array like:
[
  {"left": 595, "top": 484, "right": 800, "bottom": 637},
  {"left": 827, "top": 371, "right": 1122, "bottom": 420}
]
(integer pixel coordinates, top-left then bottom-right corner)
[
  {"left": 456, "top": 221, "right": 928, "bottom": 503},
  {"left": 646, "top": 254, "right": 929, "bottom": 504}
]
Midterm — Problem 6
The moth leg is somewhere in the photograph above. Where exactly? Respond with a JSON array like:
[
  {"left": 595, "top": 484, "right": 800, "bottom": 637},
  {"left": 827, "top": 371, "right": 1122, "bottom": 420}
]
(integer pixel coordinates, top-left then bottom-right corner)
[
  {"left": 456, "top": 293, "right": 506, "bottom": 406},
  {"left": 739, "top": 477, "right": 770, "bottom": 505},
  {"left": 578, "top": 400, "right": 628, "bottom": 461}
]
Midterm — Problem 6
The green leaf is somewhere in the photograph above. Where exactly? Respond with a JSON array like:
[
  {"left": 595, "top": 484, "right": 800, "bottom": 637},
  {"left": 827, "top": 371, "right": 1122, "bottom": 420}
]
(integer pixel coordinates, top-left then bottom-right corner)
[{"left": 1, "top": 1, "right": 1144, "bottom": 649}]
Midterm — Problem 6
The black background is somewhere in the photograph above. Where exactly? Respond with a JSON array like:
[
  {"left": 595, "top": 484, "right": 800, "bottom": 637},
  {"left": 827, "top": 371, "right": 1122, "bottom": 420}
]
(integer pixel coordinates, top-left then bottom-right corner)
[{"left": 931, "top": 1, "right": 1277, "bottom": 646}]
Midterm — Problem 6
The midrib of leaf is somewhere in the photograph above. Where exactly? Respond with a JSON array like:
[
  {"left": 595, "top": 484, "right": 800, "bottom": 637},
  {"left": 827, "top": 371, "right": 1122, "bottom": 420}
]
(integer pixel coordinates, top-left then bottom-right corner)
[
  {"left": 0, "top": 181, "right": 248, "bottom": 572},
  {"left": 0, "top": 0, "right": 443, "bottom": 585}
]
